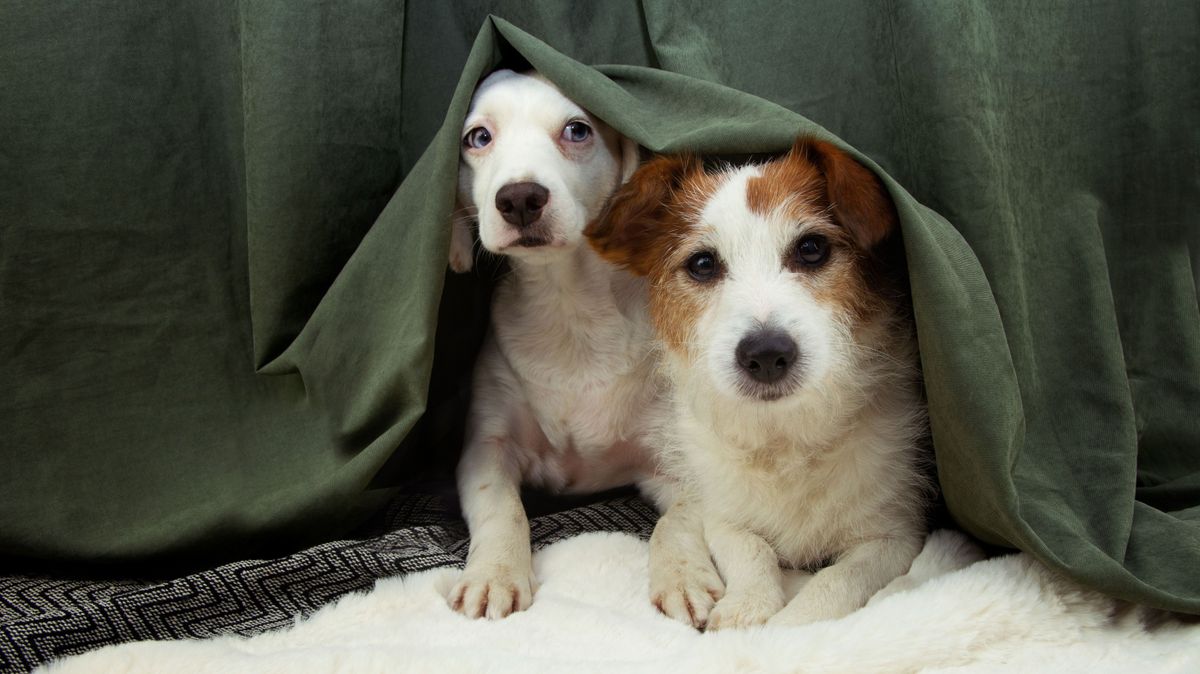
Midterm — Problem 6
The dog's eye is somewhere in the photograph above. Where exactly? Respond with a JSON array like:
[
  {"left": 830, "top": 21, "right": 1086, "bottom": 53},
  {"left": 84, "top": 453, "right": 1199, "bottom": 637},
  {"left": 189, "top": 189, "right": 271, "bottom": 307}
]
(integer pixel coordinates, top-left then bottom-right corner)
[
  {"left": 463, "top": 127, "right": 492, "bottom": 149},
  {"left": 793, "top": 235, "right": 830, "bottom": 267},
  {"left": 685, "top": 252, "right": 720, "bottom": 282},
  {"left": 562, "top": 121, "right": 592, "bottom": 143}
]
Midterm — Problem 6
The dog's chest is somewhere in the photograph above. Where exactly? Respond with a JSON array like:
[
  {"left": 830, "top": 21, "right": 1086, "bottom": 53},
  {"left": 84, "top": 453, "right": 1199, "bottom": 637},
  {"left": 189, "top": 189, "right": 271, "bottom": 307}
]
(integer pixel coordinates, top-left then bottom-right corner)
[
  {"left": 516, "top": 353, "right": 655, "bottom": 492},
  {"left": 682, "top": 423, "right": 881, "bottom": 566},
  {"left": 496, "top": 283, "right": 657, "bottom": 491}
]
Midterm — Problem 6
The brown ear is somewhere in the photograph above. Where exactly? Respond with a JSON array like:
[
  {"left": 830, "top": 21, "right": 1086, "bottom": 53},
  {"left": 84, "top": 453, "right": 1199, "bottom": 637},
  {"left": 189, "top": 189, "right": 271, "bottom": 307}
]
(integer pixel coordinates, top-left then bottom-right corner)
[
  {"left": 586, "top": 153, "right": 700, "bottom": 276},
  {"left": 793, "top": 138, "right": 897, "bottom": 249}
]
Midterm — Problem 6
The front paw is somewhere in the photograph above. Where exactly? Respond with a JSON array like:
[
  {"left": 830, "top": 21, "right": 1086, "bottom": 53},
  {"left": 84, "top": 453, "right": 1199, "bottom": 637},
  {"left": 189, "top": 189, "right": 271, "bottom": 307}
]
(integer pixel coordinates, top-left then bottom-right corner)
[
  {"left": 650, "top": 559, "right": 725, "bottom": 629},
  {"left": 448, "top": 562, "right": 534, "bottom": 619},
  {"left": 706, "top": 590, "right": 783, "bottom": 631}
]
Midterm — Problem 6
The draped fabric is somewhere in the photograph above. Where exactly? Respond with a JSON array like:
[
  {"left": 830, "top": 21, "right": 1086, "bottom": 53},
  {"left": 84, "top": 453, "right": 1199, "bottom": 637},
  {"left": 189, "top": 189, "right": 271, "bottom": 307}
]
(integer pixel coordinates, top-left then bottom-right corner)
[{"left": 2, "top": 2, "right": 1197, "bottom": 612}]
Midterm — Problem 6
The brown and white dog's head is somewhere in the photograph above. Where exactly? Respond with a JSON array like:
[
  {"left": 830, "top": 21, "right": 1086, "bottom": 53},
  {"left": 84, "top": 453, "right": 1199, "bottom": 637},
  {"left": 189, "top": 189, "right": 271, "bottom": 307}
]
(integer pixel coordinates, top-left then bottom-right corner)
[
  {"left": 448, "top": 70, "right": 640, "bottom": 272},
  {"left": 586, "top": 138, "right": 903, "bottom": 409}
]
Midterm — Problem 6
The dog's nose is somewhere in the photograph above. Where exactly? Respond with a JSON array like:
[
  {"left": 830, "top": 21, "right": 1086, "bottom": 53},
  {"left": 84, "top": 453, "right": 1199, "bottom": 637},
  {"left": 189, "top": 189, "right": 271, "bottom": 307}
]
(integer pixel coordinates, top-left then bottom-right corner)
[
  {"left": 495, "top": 181, "right": 549, "bottom": 228},
  {"left": 735, "top": 330, "right": 799, "bottom": 384}
]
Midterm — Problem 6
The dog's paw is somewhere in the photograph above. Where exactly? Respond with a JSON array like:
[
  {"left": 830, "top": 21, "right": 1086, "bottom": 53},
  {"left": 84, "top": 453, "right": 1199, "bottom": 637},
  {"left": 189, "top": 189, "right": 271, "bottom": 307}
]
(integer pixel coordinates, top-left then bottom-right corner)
[
  {"left": 447, "top": 564, "right": 534, "bottom": 619},
  {"left": 706, "top": 591, "right": 782, "bottom": 631},
  {"left": 650, "top": 560, "right": 725, "bottom": 629}
]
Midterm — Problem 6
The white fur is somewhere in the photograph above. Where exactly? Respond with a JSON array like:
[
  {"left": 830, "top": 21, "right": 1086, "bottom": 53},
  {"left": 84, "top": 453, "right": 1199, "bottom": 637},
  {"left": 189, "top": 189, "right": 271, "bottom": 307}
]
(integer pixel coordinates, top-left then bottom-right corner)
[
  {"left": 44, "top": 531, "right": 1200, "bottom": 674},
  {"left": 656, "top": 162, "right": 929, "bottom": 629},
  {"left": 448, "top": 71, "right": 718, "bottom": 623}
]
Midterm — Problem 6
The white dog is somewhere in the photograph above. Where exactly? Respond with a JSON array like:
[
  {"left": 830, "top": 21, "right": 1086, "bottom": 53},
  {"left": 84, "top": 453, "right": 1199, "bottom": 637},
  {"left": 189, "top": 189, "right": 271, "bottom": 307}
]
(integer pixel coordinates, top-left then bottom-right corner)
[
  {"left": 587, "top": 138, "right": 930, "bottom": 629},
  {"left": 446, "top": 70, "right": 722, "bottom": 624}
]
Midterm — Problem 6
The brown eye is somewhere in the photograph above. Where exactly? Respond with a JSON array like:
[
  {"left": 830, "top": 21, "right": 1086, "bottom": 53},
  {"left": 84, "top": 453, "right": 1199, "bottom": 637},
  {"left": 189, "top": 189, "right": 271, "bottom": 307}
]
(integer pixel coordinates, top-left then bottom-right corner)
[
  {"left": 686, "top": 251, "right": 719, "bottom": 281},
  {"left": 793, "top": 235, "right": 830, "bottom": 267},
  {"left": 463, "top": 127, "right": 492, "bottom": 149}
]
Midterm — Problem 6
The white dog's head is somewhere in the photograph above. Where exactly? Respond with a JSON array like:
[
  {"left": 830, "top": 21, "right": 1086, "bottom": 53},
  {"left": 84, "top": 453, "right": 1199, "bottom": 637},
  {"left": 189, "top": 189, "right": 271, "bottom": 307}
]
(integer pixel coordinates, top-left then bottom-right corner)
[
  {"left": 587, "top": 138, "right": 903, "bottom": 409},
  {"left": 447, "top": 70, "right": 639, "bottom": 272}
]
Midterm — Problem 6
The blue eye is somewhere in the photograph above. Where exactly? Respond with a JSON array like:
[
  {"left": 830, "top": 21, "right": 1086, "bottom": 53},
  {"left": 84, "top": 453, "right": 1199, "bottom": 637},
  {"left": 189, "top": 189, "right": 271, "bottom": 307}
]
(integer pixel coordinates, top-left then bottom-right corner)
[
  {"left": 463, "top": 127, "right": 492, "bottom": 149},
  {"left": 562, "top": 121, "right": 592, "bottom": 142}
]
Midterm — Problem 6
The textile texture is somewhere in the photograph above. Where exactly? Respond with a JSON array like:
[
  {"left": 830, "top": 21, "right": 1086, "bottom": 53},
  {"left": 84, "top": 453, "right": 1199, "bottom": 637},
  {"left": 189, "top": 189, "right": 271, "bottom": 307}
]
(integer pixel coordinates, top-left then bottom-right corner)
[
  {"left": 40, "top": 531, "right": 1200, "bottom": 674},
  {"left": 0, "top": 492, "right": 658, "bottom": 673},
  {"left": 1, "top": 0, "right": 1197, "bottom": 639}
]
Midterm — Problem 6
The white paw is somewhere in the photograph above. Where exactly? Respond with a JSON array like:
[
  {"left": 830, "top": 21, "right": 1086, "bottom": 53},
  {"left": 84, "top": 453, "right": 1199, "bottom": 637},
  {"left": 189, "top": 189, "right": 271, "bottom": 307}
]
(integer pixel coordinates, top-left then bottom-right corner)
[
  {"left": 447, "top": 563, "right": 534, "bottom": 619},
  {"left": 650, "top": 558, "right": 725, "bottom": 629},
  {"left": 706, "top": 590, "right": 783, "bottom": 631}
]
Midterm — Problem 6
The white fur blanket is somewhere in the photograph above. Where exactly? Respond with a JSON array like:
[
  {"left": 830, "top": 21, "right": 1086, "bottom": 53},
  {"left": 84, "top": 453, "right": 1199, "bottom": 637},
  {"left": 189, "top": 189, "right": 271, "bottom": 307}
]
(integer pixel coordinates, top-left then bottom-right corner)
[{"left": 43, "top": 531, "right": 1200, "bottom": 673}]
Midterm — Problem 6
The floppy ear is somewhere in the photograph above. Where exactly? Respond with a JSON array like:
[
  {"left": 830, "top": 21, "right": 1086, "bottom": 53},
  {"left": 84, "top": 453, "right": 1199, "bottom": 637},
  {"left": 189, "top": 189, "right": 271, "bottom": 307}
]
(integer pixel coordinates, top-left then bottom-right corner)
[
  {"left": 586, "top": 153, "right": 700, "bottom": 276},
  {"left": 793, "top": 138, "right": 898, "bottom": 250},
  {"left": 447, "top": 199, "right": 475, "bottom": 273},
  {"left": 618, "top": 135, "right": 642, "bottom": 185}
]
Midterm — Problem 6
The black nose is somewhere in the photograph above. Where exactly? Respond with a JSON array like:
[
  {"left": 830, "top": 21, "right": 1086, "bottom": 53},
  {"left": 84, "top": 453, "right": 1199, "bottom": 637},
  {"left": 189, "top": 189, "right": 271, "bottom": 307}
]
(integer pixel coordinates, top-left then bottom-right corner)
[
  {"left": 735, "top": 330, "right": 799, "bottom": 384},
  {"left": 495, "top": 181, "right": 549, "bottom": 228}
]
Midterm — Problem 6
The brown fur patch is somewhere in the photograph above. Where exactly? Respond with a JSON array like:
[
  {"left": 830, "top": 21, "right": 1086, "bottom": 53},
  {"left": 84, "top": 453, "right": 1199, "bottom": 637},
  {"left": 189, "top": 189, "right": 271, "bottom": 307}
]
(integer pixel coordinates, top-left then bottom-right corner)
[
  {"left": 648, "top": 261, "right": 709, "bottom": 361},
  {"left": 744, "top": 149, "right": 892, "bottom": 324},
  {"left": 587, "top": 155, "right": 721, "bottom": 360},
  {"left": 775, "top": 138, "right": 906, "bottom": 324},
  {"left": 779, "top": 221, "right": 889, "bottom": 324},
  {"left": 586, "top": 154, "right": 703, "bottom": 276},
  {"left": 790, "top": 138, "right": 898, "bottom": 250},
  {"left": 647, "top": 168, "right": 728, "bottom": 359},
  {"left": 745, "top": 154, "right": 825, "bottom": 219}
]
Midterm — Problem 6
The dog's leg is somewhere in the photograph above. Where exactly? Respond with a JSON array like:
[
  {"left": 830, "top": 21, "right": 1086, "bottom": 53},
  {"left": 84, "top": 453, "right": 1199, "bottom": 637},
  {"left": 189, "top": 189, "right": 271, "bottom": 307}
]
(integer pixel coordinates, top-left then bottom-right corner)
[
  {"left": 704, "top": 519, "right": 784, "bottom": 630},
  {"left": 646, "top": 491, "right": 724, "bottom": 629},
  {"left": 868, "top": 530, "right": 984, "bottom": 605},
  {"left": 449, "top": 435, "right": 534, "bottom": 619},
  {"left": 769, "top": 534, "right": 923, "bottom": 626}
]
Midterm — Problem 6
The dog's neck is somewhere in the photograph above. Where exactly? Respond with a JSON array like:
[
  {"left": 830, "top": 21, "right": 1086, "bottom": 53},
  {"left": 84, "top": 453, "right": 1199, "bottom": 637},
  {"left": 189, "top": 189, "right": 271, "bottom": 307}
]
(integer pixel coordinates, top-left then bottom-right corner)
[
  {"left": 508, "top": 245, "right": 608, "bottom": 298},
  {"left": 500, "top": 243, "right": 644, "bottom": 347}
]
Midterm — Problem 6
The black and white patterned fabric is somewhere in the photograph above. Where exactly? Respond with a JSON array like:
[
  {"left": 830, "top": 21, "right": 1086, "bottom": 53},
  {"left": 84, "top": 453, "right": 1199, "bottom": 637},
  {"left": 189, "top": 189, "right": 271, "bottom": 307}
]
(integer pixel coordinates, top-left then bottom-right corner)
[{"left": 0, "top": 492, "right": 658, "bottom": 673}]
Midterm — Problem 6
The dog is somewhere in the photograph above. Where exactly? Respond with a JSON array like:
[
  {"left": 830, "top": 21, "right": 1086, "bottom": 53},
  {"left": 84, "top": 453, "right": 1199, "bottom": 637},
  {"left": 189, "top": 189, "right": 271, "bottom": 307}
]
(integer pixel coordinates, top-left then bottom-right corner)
[
  {"left": 586, "top": 137, "right": 930, "bottom": 629},
  {"left": 446, "top": 70, "right": 723, "bottom": 623}
]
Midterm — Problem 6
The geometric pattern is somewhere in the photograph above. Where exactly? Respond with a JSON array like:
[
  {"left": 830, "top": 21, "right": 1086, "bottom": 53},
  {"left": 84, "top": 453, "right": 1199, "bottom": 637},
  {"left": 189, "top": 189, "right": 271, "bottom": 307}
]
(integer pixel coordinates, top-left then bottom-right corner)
[{"left": 0, "top": 492, "right": 659, "bottom": 673}]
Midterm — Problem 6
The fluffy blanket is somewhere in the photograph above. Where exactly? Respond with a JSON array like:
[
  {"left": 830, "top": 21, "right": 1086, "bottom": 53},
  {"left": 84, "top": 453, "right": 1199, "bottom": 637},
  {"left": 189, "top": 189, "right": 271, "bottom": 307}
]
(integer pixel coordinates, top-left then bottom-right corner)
[{"left": 42, "top": 531, "right": 1200, "bottom": 673}]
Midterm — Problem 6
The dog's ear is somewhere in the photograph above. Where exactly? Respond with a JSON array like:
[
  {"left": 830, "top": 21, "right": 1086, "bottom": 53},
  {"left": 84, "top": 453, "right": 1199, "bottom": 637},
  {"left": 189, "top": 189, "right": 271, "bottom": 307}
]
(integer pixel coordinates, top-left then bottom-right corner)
[
  {"left": 618, "top": 135, "right": 642, "bottom": 185},
  {"left": 447, "top": 199, "right": 475, "bottom": 273},
  {"left": 793, "top": 138, "right": 898, "bottom": 250},
  {"left": 587, "top": 153, "right": 699, "bottom": 276}
]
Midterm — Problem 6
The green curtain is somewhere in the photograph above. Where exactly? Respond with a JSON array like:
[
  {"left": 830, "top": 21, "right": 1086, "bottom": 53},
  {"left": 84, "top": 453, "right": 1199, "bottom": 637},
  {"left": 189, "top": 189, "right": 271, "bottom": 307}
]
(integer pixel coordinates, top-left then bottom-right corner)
[{"left": 2, "top": 2, "right": 1198, "bottom": 612}]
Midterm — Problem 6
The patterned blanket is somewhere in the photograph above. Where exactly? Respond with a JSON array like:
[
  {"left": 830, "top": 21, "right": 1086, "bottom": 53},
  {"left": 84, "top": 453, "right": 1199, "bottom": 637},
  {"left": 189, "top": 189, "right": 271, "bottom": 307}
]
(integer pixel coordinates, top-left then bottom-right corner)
[{"left": 0, "top": 493, "right": 657, "bottom": 673}]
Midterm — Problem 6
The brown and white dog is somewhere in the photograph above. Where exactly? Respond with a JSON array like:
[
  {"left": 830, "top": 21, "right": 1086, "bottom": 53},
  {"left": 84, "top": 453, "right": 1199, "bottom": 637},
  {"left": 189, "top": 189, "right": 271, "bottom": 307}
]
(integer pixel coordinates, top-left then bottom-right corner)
[
  {"left": 447, "top": 70, "right": 722, "bottom": 623},
  {"left": 587, "top": 138, "right": 929, "bottom": 628}
]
